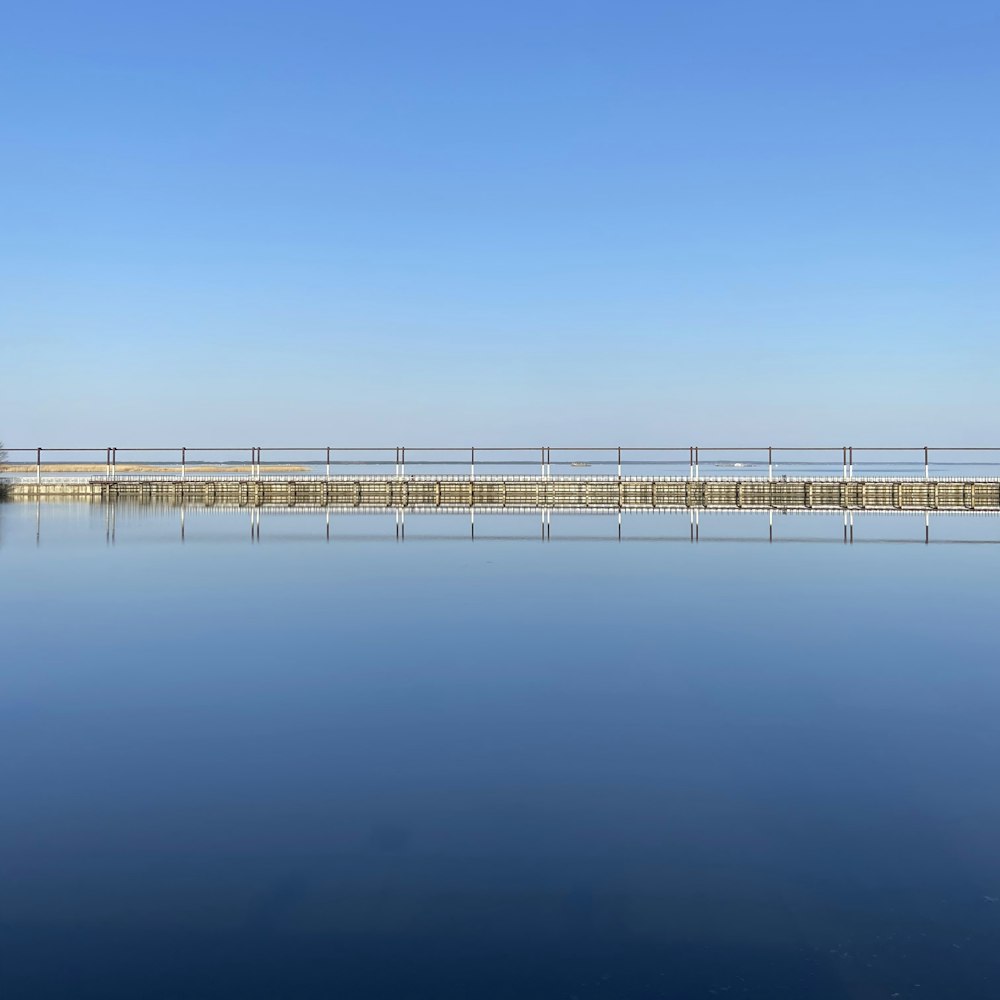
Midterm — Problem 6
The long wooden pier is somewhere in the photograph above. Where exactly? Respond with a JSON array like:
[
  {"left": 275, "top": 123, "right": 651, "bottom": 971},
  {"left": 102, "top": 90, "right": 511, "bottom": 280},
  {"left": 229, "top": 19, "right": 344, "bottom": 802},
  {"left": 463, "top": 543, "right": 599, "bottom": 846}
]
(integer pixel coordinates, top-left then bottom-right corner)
[
  {"left": 9, "top": 474, "right": 1000, "bottom": 513},
  {"left": 5, "top": 445, "right": 1000, "bottom": 513}
]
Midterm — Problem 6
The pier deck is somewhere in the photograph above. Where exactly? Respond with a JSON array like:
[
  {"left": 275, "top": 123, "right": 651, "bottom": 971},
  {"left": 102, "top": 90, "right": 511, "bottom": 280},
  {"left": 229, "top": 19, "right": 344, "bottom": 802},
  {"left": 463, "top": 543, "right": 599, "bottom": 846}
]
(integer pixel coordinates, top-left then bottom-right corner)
[{"left": 8, "top": 475, "right": 1000, "bottom": 513}]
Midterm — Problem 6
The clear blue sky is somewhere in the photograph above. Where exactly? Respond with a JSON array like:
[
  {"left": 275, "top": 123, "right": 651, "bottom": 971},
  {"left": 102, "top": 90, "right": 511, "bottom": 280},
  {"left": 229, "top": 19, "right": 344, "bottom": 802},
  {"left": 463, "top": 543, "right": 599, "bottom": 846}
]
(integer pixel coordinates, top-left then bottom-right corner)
[{"left": 2, "top": 0, "right": 998, "bottom": 446}]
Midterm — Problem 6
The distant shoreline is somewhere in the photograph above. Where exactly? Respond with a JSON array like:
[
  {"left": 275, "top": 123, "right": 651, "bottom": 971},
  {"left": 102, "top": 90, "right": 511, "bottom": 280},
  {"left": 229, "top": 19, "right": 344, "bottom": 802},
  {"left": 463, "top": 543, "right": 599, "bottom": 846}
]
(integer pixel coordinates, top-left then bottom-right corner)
[{"left": 1, "top": 463, "right": 310, "bottom": 474}]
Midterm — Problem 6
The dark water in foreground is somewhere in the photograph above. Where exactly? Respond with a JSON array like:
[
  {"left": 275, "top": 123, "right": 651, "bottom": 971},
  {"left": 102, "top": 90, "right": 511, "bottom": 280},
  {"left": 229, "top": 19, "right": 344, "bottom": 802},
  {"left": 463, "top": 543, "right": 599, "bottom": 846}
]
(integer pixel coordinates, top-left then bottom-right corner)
[{"left": 1, "top": 503, "right": 999, "bottom": 999}]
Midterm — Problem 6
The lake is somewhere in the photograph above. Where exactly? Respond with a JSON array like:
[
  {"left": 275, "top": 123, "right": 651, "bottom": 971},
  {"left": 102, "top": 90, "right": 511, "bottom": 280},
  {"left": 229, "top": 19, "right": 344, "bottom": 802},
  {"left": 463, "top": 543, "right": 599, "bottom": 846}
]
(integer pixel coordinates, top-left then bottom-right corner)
[{"left": 1, "top": 501, "right": 998, "bottom": 998}]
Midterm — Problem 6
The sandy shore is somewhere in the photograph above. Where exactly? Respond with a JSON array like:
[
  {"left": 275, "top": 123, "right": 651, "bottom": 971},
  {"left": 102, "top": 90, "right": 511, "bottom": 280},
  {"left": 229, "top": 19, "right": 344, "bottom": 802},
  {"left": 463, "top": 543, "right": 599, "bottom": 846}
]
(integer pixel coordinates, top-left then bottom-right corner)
[{"left": 1, "top": 463, "right": 310, "bottom": 474}]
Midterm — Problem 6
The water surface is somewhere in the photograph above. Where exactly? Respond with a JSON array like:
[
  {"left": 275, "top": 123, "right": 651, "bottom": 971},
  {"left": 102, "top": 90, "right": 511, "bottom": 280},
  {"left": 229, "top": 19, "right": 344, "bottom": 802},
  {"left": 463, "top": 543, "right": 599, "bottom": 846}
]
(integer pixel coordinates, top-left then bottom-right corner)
[{"left": 1, "top": 503, "right": 998, "bottom": 998}]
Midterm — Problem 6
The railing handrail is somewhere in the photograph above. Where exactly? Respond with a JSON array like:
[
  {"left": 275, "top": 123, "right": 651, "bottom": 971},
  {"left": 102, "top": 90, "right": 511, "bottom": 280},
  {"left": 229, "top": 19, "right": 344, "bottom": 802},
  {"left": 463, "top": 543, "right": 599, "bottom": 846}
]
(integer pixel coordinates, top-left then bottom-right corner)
[{"left": 5, "top": 445, "right": 1000, "bottom": 453}]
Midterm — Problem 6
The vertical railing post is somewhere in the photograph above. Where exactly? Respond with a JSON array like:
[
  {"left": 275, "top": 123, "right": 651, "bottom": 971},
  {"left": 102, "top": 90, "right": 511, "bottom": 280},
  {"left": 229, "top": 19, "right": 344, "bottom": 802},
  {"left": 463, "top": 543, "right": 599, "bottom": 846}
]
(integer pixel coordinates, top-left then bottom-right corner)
[
  {"left": 617, "top": 446, "right": 623, "bottom": 540},
  {"left": 181, "top": 446, "right": 186, "bottom": 480},
  {"left": 842, "top": 446, "right": 847, "bottom": 480},
  {"left": 768, "top": 446, "right": 773, "bottom": 481},
  {"left": 924, "top": 446, "right": 929, "bottom": 480},
  {"left": 689, "top": 446, "right": 693, "bottom": 479},
  {"left": 470, "top": 446, "right": 475, "bottom": 479},
  {"left": 112, "top": 447, "right": 117, "bottom": 479},
  {"left": 401, "top": 446, "right": 406, "bottom": 478},
  {"left": 849, "top": 446, "right": 853, "bottom": 479},
  {"left": 694, "top": 446, "right": 700, "bottom": 480},
  {"left": 36, "top": 447, "right": 41, "bottom": 485},
  {"left": 326, "top": 446, "right": 331, "bottom": 481},
  {"left": 547, "top": 447, "right": 552, "bottom": 537}
]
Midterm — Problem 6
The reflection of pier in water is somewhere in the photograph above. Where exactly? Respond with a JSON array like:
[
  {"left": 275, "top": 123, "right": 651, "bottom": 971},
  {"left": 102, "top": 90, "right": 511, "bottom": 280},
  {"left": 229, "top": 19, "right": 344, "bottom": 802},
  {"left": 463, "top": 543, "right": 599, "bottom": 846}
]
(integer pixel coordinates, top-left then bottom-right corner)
[{"left": 17, "top": 497, "right": 997, "bottom": 547}]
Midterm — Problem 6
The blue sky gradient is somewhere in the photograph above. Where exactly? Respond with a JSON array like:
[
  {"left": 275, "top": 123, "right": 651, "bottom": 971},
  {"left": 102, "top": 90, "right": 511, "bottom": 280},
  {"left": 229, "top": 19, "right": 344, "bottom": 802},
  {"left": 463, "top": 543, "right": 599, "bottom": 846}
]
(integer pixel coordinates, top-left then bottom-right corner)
[{"left": 2, "top": 1, "right": 998, "bottom": 445}]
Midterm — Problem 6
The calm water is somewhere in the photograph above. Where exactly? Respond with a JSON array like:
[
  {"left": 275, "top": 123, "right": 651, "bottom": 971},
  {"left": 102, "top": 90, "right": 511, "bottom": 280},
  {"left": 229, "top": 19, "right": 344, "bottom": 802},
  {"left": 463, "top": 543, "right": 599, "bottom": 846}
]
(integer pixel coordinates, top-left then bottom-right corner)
[{"left": 1, "top": 502, "right": 999, "bottom": 999}]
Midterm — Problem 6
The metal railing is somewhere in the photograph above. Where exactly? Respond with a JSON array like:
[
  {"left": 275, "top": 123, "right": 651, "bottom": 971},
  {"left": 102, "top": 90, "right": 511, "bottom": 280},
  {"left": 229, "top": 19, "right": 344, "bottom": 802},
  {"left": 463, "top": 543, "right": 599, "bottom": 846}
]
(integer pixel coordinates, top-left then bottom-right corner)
[{"left": 3, "top": 445, "right": 1000, "bottom": 483}]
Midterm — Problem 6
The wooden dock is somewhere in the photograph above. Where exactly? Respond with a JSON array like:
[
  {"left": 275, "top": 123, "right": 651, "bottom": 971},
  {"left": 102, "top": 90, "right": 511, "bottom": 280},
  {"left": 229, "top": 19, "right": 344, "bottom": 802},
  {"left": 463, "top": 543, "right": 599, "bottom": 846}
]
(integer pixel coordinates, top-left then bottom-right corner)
[{"left": 9, "top": 475, "right": 1000, "bottom": 513}]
